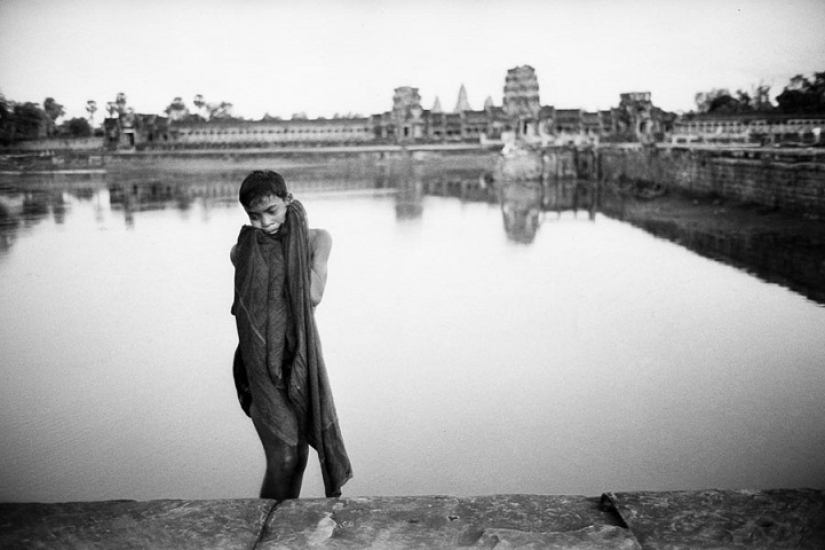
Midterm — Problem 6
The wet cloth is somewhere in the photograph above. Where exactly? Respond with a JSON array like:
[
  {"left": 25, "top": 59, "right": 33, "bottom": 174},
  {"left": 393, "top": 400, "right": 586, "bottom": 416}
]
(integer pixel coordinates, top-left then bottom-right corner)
[{"left": 231, "top": 200, "right": 352, "bottom": 497}]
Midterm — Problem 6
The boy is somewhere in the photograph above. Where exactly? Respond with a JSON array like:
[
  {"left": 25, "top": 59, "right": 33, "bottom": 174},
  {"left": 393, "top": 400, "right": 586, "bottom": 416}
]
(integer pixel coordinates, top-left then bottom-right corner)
[{"left": 230, "top": 170, "right": 351, "bottom": 501}]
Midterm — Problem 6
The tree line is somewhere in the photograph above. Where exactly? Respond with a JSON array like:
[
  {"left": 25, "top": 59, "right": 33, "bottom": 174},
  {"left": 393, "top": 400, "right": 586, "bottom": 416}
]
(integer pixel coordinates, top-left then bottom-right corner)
[
  {"left": 0, "top": 89, "right": 366, "bottom": 146},
  {"left": 164, "top": 94, "right": 362, "bottom": 123},
  {"left": 693, "top": 71, "right": 825, "bottom": 115}
]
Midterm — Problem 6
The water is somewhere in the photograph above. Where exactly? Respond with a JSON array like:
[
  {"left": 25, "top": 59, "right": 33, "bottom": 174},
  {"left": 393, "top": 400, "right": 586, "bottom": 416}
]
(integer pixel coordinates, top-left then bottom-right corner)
[{"left": 2, "top": 161, "right": 824, "bottom": 503}]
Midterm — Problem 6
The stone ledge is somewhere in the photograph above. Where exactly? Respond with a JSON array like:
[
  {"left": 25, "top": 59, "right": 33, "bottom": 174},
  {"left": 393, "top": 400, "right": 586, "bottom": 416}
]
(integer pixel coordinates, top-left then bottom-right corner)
[
  {"left": 1, "top": 489, "right": 823, "bottom": 549},
  {"left": 0, "top": 498, "right": 273, "bottom": 550}
]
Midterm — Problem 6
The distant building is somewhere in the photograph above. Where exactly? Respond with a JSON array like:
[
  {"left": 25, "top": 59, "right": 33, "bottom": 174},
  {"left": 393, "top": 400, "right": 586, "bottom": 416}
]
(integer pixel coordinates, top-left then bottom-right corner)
[
  {"left": 602, "top": 92, "right": 675, "bottom": 143},
  {"left": 166, "top": 117, "right": 373, "bottom": 148},
  {"left": 391, "top": 86, "right": 424, "bottom": 142},
  {"left": 671, "top": 112, "right": 825, "bottom": 146},
  {"left": 106, "top": 66, "right": 679, "bottom": 150},
  {"left": 104, "top": 112, "right": 169, "bottom": 150},
  {"left": 503, "top": 65, "right": 542, "bottom": 139}
]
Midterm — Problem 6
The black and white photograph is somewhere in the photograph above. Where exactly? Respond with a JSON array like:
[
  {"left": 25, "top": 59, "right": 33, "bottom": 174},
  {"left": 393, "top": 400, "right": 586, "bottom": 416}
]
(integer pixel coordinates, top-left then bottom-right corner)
[{"left": 1, "top": 0, "right": 824, "bottom": 547}]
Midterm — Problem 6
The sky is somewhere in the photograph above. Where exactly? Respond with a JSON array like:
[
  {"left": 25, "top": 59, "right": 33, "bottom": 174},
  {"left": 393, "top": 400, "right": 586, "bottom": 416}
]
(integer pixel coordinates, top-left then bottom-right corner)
[{"left": 1, "top": 0, "right": 823, "bottom": 122}]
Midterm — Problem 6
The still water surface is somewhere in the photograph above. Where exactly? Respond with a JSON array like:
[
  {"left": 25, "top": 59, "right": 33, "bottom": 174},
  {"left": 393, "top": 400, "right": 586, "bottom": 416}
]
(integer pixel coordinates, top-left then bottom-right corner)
[{"left": 1, "top": 164, "right": 824, "bottom": 503}]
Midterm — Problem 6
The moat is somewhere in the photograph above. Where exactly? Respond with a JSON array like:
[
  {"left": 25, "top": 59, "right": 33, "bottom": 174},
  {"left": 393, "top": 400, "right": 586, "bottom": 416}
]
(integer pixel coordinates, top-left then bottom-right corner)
[{"left": 1, "top": 155, "right": 824, "bottom": 506}]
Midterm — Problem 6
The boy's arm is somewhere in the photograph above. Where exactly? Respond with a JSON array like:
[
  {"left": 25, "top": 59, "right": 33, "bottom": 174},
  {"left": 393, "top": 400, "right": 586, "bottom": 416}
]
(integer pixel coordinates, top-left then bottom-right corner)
[
  {"left": 309, "top": 228, "right": 332, "bottom": 308},
  {"left": 230, "top": 244, "right": 238, "bottom": 267}
]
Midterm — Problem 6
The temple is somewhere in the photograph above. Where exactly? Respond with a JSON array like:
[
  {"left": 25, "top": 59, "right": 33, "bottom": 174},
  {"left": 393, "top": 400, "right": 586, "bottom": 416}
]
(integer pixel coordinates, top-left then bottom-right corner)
[{"left": 18, "top": 65, "right": 820, "bottom": 152}]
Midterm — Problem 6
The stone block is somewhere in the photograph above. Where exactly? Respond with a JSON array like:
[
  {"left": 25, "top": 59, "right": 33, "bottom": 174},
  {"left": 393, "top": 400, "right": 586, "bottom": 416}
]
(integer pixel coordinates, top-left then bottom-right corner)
[
  {"left": 259, "top": 494, "right": 636, "bottom": 549},
  {"left": 0, "top": 499, "right": 274, "bottom": 550},
  {"left": 603, "top": 488, "right": 825, "bottom": 550}
]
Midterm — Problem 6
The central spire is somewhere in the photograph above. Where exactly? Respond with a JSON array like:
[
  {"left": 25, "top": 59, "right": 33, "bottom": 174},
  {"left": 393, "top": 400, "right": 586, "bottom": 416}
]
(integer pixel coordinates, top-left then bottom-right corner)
[{"left": 454, "top": 84, "right": 471, "bottom": 112}]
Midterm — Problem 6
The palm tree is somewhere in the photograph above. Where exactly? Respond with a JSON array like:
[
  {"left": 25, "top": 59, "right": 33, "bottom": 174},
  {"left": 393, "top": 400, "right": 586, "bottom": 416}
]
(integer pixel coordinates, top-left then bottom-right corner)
[
  {"left": 193, "top": 94, "right": 206, "bottom": 119},
  {"left": 43, "top": 97, "right": 64, "bottom": 137},
  {"left": 86, "top": 100, "right": 97, "bottom": 130}
]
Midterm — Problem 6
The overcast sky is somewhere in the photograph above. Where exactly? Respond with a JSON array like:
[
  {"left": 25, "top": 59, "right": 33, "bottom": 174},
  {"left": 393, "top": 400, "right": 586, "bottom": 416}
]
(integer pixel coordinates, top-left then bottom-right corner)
[{"left": 1, "top": 0, "right": 823, "bottom": 122}]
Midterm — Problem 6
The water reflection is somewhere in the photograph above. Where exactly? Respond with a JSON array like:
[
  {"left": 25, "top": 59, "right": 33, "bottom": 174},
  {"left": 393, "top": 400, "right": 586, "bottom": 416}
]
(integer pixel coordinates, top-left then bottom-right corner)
[
  {"left": 108, "top": 180, "right": 193, "bottom": 227},
  {"left": 374, "top": 156, "right": 424, "bottom": 220},
  {"left": 497, "top": 182, "right": 544, "bottom": 244},
  {"left": 542, "top": 180, "right": 599, "bottom": 221},
  {"left": 630, "top": 217, "right": 825, "bottom": 305},
  {"left": 418, "top": 165, "right": 823, "bottom": 305},
  {"left": 1, "top": 157, "right": 824, "bottom": 305},
  {"left": 0, "top": 194, "right": 22, "bottom": 254},
  {"left": 0, "top": 180, "right": 98, "bottom": 255}
]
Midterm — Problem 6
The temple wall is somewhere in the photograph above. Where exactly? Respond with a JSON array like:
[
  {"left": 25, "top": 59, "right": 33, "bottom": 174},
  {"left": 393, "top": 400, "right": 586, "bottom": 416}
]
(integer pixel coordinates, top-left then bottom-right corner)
[
  {"left": 597, "top": 145, "right": 825, "bottom": 216},
  {"left": 169, "top": 119, "right": 374, "bottom": 147},
  {"left": 9, "top": 137, "right": 104, "bottom": 151}
]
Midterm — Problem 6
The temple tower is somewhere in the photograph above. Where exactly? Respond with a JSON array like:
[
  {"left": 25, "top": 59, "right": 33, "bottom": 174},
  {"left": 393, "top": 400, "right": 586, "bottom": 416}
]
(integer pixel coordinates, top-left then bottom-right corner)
[
  {"left": 454, "top": 84, "right": 471, "bottom": 112},
  {"left": 503, "top": 65, "right": 541, "bottom": 137},
  {"left": 618, "top": 92, "right": 654, "bottom": 143},
  {"left": 392, "top": 86, "right": 424, "bottom": 141}
]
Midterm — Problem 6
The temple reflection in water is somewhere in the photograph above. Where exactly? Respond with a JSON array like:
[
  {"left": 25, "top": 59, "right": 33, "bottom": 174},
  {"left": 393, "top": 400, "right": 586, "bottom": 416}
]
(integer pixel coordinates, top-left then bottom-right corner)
[{"left": 1, "top": 156, "right": 823, "bottom": 305}]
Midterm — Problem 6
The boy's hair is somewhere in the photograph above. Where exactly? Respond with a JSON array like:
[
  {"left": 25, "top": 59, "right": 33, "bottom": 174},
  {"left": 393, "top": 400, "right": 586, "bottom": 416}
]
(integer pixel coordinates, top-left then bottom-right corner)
[{"left": 239, "top": 170, "right": 288, "bottom": 207}]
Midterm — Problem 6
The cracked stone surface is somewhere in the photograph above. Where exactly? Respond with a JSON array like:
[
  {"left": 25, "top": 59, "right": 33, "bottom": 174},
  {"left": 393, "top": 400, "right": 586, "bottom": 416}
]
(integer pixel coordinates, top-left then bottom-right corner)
[
  {"left": 258, "top": 494, "right": 630, "bottom": 549},
  {"left": 0, "top": 499, "right": 274, "bottom": 550},
  {"left": 3, "top": 490, "right": 824, "bottom": 549},
  {"left": 603, "top": 489, "right": 825, "bottom": 550}
]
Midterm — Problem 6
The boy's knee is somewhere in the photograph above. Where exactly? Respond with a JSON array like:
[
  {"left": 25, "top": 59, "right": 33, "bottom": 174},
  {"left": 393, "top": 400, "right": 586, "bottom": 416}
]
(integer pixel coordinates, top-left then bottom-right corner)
[{"left": 266, "top": 444, "right": 306, "bottom": 474}]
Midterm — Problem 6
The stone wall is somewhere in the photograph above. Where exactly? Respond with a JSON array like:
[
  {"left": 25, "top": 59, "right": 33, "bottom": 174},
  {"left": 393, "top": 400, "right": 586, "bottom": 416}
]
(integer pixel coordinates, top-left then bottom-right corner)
[
  {"left": 597, "top": 145, "right": 825, "bottom": 216},
  {"left": 9, "top": 137, "right": 104, "bottom": 152},
  {"left": 0, "top": 150, "right": 105, "bottom": 172}
]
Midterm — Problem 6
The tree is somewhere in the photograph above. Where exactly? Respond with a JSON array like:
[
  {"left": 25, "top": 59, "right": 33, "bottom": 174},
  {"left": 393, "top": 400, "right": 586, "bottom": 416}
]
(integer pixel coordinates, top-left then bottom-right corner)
[
  {"left": 751, "top": 84, "right": 773, "bottom": 111},
  {"left": 106, "top": 92, "right": 128, "bottom": 121},
  {"left": 86, "top": 100, "right": 97, "bottom": 128},
  {"left": 775, "top": 72, "right": 825, "bottom": 113},
  {"left": 43, "top": 97, "right": 65, "bottom": 137},
  {"left": 191, "top": 95, "right": 235, "bottom": 121},
  {"left": 207, "top": 101, "right": 234, "bottom": 120},
  {"left": 12, "top": 102, "right": 48, "bottom": 141},
  {"left": 707, "top": 93, "right": 741, "bottom": 113},
  {"left": 107, "top": 92, "right": 127, "bottom": 119},
  {"left": 193, "top": 94, "right": 206, "bottom": 118},
  {"left": 694, "top": 85, "right": 777, "bottom": 114},
  {"left": 695, "top": 89, "right": 731, "bottom": 113},
  {"left": 735, "top": 90, "right": 752, "bottom": 110},
  {"left": 0, "top": 92, "right": 12, "bottom": 145},
  {"left": 165, "top": 96, "right": 190, "bottom": 122},
  {"left": 64, "top": 117, "right": 92, "bottom": 137}
]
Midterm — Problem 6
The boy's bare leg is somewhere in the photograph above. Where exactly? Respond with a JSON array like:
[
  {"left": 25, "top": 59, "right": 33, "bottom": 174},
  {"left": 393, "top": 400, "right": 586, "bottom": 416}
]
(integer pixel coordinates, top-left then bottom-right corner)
[
  {"left": 251, "top": 411, "right": 308, "bottom": 501},
  {"left": 259, "top": 438, "right": 309, "bottom": 501}
]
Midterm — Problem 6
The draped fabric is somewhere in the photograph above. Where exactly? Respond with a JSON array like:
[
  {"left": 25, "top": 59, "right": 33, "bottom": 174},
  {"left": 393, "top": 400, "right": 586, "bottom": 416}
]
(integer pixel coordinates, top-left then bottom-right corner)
[{"left": 232, "top": 200, "right": 352, "bottom": 498}]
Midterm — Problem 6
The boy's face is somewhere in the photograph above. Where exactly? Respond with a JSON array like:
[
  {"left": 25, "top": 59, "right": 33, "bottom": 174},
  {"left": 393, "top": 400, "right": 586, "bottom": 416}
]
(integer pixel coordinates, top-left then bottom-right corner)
[{"left": 245, "top": 194, "right": 290, "bottom": 235}]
